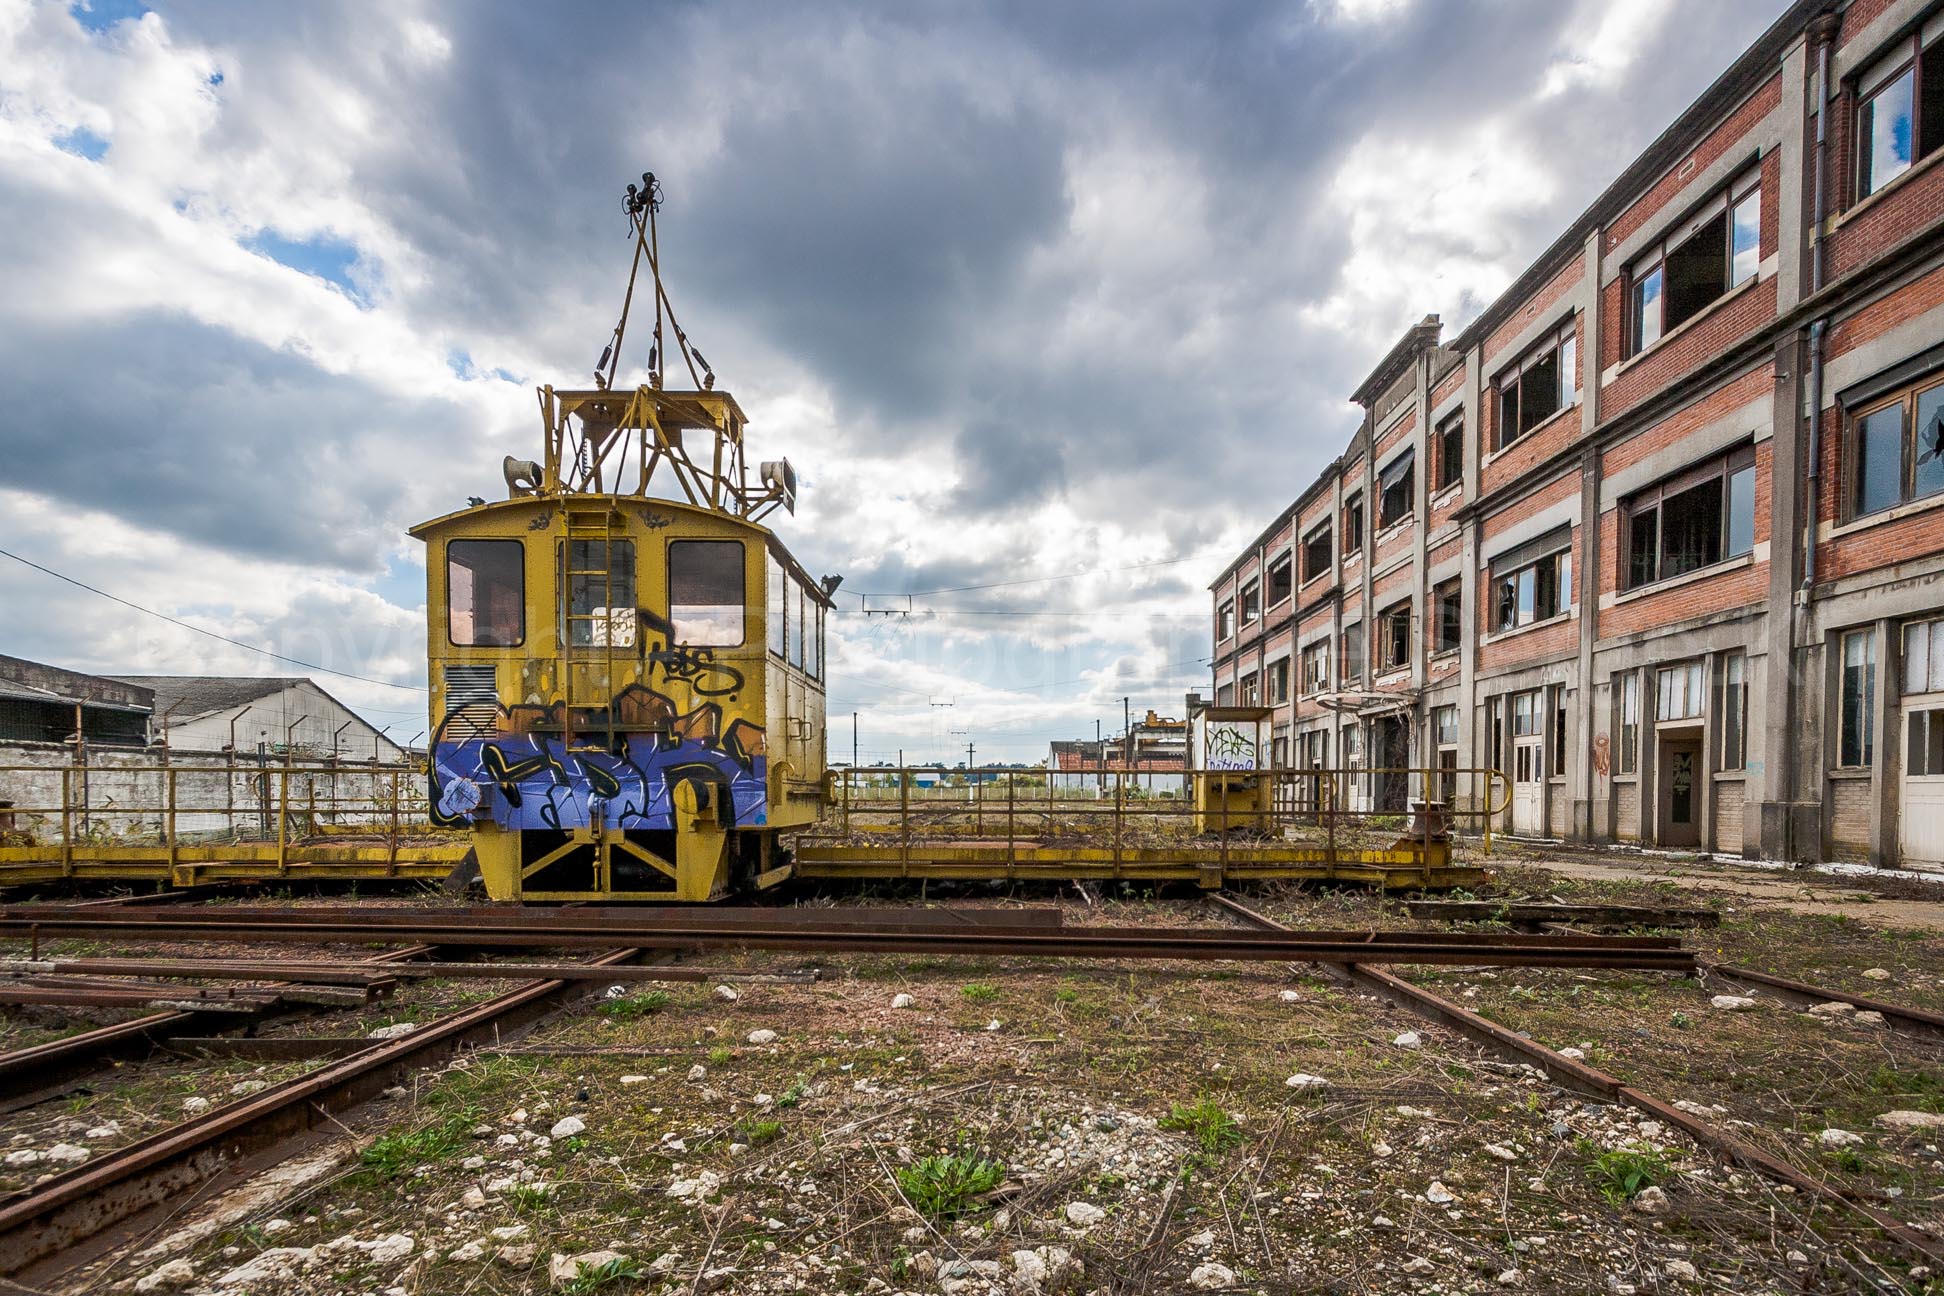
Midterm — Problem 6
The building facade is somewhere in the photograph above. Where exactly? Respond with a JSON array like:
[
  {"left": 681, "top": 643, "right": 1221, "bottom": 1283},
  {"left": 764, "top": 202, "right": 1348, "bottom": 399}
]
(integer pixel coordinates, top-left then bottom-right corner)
[{"left": 1211, "top": 0, "right": 1944, "bottom": 869}]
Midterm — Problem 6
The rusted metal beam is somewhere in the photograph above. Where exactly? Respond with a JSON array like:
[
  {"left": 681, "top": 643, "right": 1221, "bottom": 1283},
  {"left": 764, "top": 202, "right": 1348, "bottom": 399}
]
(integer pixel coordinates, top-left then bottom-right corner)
[
  {"left": 0, "top": 911, "right": 1694, "bottom": 970},
  {"left": 1702, "top": 962, "right": 1944, "bottom": 1043},
  {"left": 1405, "top": 899, "right": 1721, "bottom": 929},
  {"left": 3, "top": 957, "right": 817, "bottom": 987}
]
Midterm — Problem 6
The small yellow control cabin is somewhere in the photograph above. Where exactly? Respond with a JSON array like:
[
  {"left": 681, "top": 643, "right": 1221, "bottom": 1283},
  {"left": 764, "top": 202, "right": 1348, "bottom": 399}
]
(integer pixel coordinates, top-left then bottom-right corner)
[{"left": 411, "top": 384, "right": 830, "bottom": 902}]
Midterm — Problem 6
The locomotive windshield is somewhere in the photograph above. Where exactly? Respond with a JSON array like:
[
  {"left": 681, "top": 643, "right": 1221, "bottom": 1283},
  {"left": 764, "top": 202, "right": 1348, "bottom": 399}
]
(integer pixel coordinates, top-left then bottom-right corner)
[
  {"left": 447, "top": 540, "right": 525, "bottom": 647},
  {"left": 670, "top": 540, "right": 745, "bottom": 645}
]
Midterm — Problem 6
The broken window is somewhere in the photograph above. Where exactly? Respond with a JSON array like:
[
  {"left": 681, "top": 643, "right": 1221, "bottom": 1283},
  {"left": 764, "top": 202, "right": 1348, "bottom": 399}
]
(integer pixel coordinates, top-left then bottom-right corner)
[
  {"left": 1268, "top": 555, "right": 1293, "bottom": 606},
  {"left": 1270, "top": 658, "right": 1290, "bottom": 704},
  {"left": 1495, "top": 322, "right": 1576, "bottom": 448},
  {"left": 1489, "top": 526, "right": 1572, "bottom": 632},
  {"left": 1379, "top": 601, "right": 1411, "bottom": 672},
  {"left": 1343, "top": 494, "right": 1365, "bottom": 554},
  {"left": 1434, "top": 580, "right": 1462, "bottom": 655},
  {"left": 1437, "top": 413, "right": 1464, "bottom": 492},
  {"left": 1240, "top": 580, "right": 1260, "bottom": 625},
  {"left": 1216, "top": 682, "right": 1234, "bottom": 707},
  {"left": 1302, "top": 524, "right": 1333, "bottom": 582},
  {"left": 1618, "top": 672, "right": 1640, "bottom": 775},
  {"left": 1378, "top": 449, "right": 1415, "bottom": 529},
  {"left": 1342, "top": 622, "right": 1365, "bottom": 684},
  {"left": 1218, "top": 601, "right": 1235, "bottom": 641},
  {"left": 1856, "top": 30, "right": 1944, "bottom": 200},
  {"left": 1301, "top": 639, "right": 1329, "bottom": 696},
  {"left": 1622, "top": 445, "right": 1756, "bottom": 589},
  {"left": 448, "top": 539, "right": 526, "bottom": 647},
  {"left": 1840, "top": 629, "right": 1876, "bottom": 767},
  {"left": 1628, "top": 167, "right": 1761, "bottom": 355},
  {"left": 1435, "top": 705, "right": 1459, "bottom": 747},
  {"left": 1850, "top": 375, "right": 1944, "bottom": 519},
  {"left": 1240, "top": 672, "right": 1260, "bottom": 706},
  {"left": 669, "top": 539, "right": 745, "bottom": 646}
]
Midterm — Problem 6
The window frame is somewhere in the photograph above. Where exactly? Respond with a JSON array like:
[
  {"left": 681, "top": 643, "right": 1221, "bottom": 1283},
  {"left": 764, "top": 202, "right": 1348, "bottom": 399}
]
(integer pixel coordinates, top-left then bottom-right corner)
[
  {"left": 1854, "top": 25, "right": 1944, "bottom": 202},
  {"left": 1626, "top": 165, "right": 1762, "bottom": 358},
  {"left": 1343, "top": 493, "right": 1365, "bottom": 555},
  {"left": 667, "top": 538, "right": 748, "bottom": 647},
  {"left": 1300, "top": 639, "right": 1330, "bottom": 697},
  {"left": 1904, "top": 617, "right": 1944, "bottom": 695},
  {"left": 1301, "top": 523, "right": 1333, "bottom": 583},
  {"left": 1377, "top": 448, "right": 1416, "bottom": 530},
  {"left": 1494, "top": 320, "right": 1577, "bottom": 450},
  {"left": 1270, "top": 657, "right": 1291, "bottom": 704},
  {"left": 1433, "top": 579, "right": 1462, "bottom": 655},
  {"left": 1239, "top": 580, "right": 1261, "bottom": 626},
  {"left": 1378, "top": 600, "right": 1412, "bottom": 673},
  {"left": 1217, "top": 600, "right": 1235, "bottom": 641},
  {"left": 446, "top": 538, "right": 527, "bottom": 648},
  {"left": 1618, "top": 672, "right": 1640, "bottom": 775},
  {"left": 1491, "top": 539, "right": 1572, "bottom": 634},
  {"left": 1622, "top": 444, "right": 1758, "bottom": 590},
  {"left": 1655, "top": 659, "right": 1706, "bottom": 722},
  {"left": 1846, "top": 373, "right": 1944, "bottom": 521},
  {"left": 1436, "top": 413, "right": 1464, "bottom": 492},
  {"left": 1720, "top": 652, "right": 1747, "bottom": 771},
  {"left": 1341, "top": 621, "right": 1365, "bottom": 685},
  {"left": 1267, "top": 554, "right": 1294, "bottom": 606},
  {"left": 1839, "top": 628, "right": 1877, "bottom": 768}
]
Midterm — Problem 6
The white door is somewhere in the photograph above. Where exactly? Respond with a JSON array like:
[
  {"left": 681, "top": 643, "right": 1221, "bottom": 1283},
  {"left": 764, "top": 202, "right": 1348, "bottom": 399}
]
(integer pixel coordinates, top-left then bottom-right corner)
[
  {"left": 1512, "top": 738, "right": 1543, "bottom": 834},
  {"left": 1902, "top": 704, "right": 1944, "bottom": 867}
]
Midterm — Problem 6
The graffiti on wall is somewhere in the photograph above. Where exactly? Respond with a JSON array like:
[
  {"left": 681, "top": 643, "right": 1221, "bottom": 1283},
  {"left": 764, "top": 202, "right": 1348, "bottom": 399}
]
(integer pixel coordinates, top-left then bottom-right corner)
[
  {"left": 1202, "top": 721, "right": 1259, "bottom": 771},
  {"left": 429, "top": 681, "right": 767, "bottom": 832}
]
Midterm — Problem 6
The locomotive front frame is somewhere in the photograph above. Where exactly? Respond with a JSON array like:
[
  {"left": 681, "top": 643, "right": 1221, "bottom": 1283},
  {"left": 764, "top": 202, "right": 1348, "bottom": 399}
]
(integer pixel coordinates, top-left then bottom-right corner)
[{"left": 413, "top": 490, "right": 829, "bottom": 902}]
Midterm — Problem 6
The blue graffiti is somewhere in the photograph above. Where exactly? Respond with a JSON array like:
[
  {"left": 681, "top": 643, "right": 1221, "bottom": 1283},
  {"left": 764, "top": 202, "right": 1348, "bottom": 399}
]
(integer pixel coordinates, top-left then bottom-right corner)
[{"left": 432, "top": 734, "right": 767, "bottom": 831}]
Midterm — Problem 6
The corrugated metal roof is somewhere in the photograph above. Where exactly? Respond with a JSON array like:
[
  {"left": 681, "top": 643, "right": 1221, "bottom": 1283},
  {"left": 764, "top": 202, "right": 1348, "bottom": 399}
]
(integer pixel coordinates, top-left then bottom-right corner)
[{"left": 110, "top": 676, "right": 302, "bottom": 723}]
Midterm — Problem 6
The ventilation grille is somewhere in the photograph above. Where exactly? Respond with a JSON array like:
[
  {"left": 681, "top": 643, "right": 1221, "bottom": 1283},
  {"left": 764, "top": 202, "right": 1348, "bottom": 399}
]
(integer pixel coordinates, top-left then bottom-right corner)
[{"left": 441, "top": 665, "right": 500, "bottom": 743}]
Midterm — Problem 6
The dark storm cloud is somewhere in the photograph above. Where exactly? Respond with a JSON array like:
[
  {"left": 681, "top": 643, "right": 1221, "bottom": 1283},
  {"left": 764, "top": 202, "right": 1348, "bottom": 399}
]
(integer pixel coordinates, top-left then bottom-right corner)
[{"left": 0, "top": 311, "right": 448, "bottom": 569}]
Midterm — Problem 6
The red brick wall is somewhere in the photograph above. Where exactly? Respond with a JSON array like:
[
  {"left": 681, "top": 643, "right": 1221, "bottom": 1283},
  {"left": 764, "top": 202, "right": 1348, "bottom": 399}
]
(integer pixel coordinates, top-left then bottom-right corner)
[
  {"left": 1427, "top": 536, "right": 1462, "bottom": 569},
  {"left": 1373, "top": 519, "right": 1415, "bottom": 569},
  {"left": 1375, "top": 407, "right": 1416, "bottom": 462},
  {"left": 1477, "top": 613, "right": 1578, "bottom": 674},
  {"left": 1829, "top": 161, "right": 1944, "bottom": 279},
  {"left": 1481, "top": 473, "right": 1580, "bottom": 547},
  {"left": 1600, "top": 556, "right": 1770, "bottom": 639},
  {"left": 1603, "top": 279, "right": 1778, "bottom": 419},
  {"left": 1372, "top": 564, "right": 1415, "bottom": 606},
  {"left": 1819, "top": 504, "right": 1944, "bottom": 581},
  {"left": 1603, "top": 75, "right": 1781, "bottom": 251},
  {"left": 1432, "top": 364, "right": 1465, "bottom": 408},
  {"left": 1482, "top": 405, "right": 1580, "bottom": 497},
  {"left": 1484, "top": 261, "right": 1584, "bottom": 374},
  {"left": 1601, "top": 365, "right": 1772, "bottom": 482},
  {"left": 1826, "top": 261, "right": 1944, "bottom": 360}
]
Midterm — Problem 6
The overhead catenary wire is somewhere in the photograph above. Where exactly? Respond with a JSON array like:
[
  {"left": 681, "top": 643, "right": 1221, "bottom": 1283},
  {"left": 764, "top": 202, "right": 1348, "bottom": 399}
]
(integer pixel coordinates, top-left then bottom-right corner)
[{"left": 0, "top": 546, "right": 428, "bottom": 694}]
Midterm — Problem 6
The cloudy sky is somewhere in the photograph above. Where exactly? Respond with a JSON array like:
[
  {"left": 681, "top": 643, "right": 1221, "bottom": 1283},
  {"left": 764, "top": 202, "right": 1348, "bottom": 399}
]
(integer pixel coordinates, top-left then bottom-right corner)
[{"left": 0, "top": 0, "right": 1781, "bottom": 762}]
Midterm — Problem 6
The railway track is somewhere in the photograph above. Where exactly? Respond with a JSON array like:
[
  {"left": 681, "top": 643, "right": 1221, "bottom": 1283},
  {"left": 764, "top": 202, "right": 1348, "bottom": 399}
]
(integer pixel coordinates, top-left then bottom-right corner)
[
  {"left": 0, "top": 902, "right": 1696, "bottom": 970},
  {"left": 1204, "top": 892, "right": 1944, "bottom": 1269}
]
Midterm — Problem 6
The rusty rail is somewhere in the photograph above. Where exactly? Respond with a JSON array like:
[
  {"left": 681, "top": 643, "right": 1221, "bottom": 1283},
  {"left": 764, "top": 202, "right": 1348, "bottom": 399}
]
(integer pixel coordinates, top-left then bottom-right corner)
[{"left": 1205, "top": 893, "right": 1944, "bottom": 1268}]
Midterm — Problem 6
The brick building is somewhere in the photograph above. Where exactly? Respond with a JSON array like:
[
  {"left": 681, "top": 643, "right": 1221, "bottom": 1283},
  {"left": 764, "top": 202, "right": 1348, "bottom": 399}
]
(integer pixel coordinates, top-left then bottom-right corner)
[{"left": 1209, "top": 0, "right": 1944, "bottom": 869}]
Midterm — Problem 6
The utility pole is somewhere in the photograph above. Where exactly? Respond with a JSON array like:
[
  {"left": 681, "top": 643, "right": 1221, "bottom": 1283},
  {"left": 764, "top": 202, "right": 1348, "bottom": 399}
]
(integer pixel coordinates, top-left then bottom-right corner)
[
  {"left": 1123, "top": 696, "right": 1133, "bottom": 758},
  {"left": 852, "top": 711, "right": 858, "bottom": 771},
  {"left": 966, "top": 739, "right": 975, "bottom": 772},
  {"left": 1095, "top": 718, "right": 1103, "bottom": 794}
]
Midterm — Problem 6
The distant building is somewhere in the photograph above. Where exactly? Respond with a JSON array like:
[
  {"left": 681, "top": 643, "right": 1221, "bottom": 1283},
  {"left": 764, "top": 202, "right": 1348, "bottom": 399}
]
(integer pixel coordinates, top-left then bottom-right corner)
[
  {"left": 0, "top": 654, "right": 152, "bottom": 747},
  {"left": 112, "top": 676, "right": 407, "bottom": 761},
  {"left": 1047, "top": 710, "right": 1188, "bottom": 795}
]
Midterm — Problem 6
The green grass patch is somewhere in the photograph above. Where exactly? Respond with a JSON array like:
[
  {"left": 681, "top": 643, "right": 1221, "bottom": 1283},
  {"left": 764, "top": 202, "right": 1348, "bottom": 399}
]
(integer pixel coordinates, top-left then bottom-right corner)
[
  {"left": 707, "top": 1045, "right": 734, "bottom": 1066},
  {"left": 738, "top": 1118, "right": 783, "bottom": 1145},
  {"left": 1867, "top": 1065, "right": 1944, "bottom": 1113},
  {"left": 896, "top": 1151, "right": 1006, "bottom": 1219},
  {"left": 1581, "top": 1140, "right": 1672, "bottom": 1205},
  {"left": 598, "top": 990, "right": 672, "bottom": 1019},
  {"left": 960, "top": 983, "right": 1000, "bottom": 1003},
  {"left": 357, "top": 1112, "right": 478, "bottom": 1181},
  {"left": 559, "top": 1255, "right": 647, "bottom": 1293},
  {"left": 1159, "top": 1096, "right": 1243, "bottom": 1155}
]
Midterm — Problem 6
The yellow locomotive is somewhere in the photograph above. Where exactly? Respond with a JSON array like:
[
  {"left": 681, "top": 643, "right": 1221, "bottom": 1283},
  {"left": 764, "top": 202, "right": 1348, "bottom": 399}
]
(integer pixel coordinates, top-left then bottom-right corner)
[{"left": 413, "top": 176, "right": 831, "bottom": 902}]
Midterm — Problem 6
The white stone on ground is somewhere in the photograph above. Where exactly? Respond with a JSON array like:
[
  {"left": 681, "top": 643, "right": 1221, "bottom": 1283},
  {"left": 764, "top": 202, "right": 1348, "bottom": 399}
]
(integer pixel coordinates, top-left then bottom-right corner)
[
  {"left": 1063, "top": 1201, "right": 1105, "bottom": 1227},
  {"left": 1709, "top": 995, "right": 1757, "bottom": 1011},
  {"left": 746, "top": 1029, "right": 777, "bottom": 1045},
  {"left": 44, "top": 1143, "right": 89, "bottom": 1164},
  {"left": 1876, "top": 1110, "right": 1944, "bottom": 1129},
  {"left": 181, "top": 1097, "right": 209, "bottom": 1114},
  {"left": 1808, "top": 1000, "right": 1856, "bottom": 1017},
  {"left": 548, "top": 1249, "right": 629, "bottom": 1289},
  {"left": 686, "top": 1064, "right": 707, "bottom": 1081},
  {"left": 549, "top": 1115, "right": 585, "bottom": 1139},
  {"left": 1392, "top": 1031, "right": 1422, "bottom": 1048},
  {"left": 620, "top": 1074, "right": 648, "bottom": 1084},
  {"left": 713, "top": 985, "right": 740, "bottom": 1003},
  {"left": 1188, "top": 1262, "right": 1235, "bottom": 1289},
  {"left": 1630, "top": 1186, "right": 1669, "bottom": 1215},
  {"left": 134, "top": 1258, "right": 198, "bottom": 1292},
  {"left": 1862, "top": 967, "right": 1892, "bottom": 980},
  {"left": 891, "top": 992, "right": 916, "bottom": 1009},
  {"left": 1284, "top": 1073, "right": 1330, "bottom": 1090},
  {"left": 1278, "top": 989, "right": 1301, "bottom": 1003},
  {"left": 1424, "top": 1181, "right": 1454, "bottom": 1204},
  {"left": 367, "top": 1022, "right": 417, "bottom": 1039},
  {"left": 1663, "top": 1259, "right": 1700, "bottom": 1282},
  {"left": 1818, "top": 1128, "right": 1862, "bottom": 1147}
]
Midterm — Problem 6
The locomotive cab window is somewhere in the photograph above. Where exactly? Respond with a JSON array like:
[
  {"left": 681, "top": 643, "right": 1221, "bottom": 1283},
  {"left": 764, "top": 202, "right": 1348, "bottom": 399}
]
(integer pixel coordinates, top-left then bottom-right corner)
[
  {"left": 669, "top": 540, "right": 745, "bottom": 645},
  {"left": 766, "top": 552, "right": 788, "bottom": 657},
  {"left": 448, "top": 540, "right": 525, "bottom": 647}
]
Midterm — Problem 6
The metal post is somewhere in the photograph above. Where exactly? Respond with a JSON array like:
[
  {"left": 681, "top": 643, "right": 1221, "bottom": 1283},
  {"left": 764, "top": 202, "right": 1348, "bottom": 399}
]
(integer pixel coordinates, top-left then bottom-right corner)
[
  {"left": 388, "top": 770, "right": 401, "bottom": 874},
  {"left": 898, "top": 760, "right": 911, "bottom": 877},
  {"left": 275, "top": 767, "right": 290, "bottom": 873},
  {"left": 60, "top": 766, "right": 74, "bottom": 877},
  {"left": 1006, "top": 770, "right": 1016, "bottom": 869},
  {"left": 166, "top": 766, "right": 178, "bottom": 876},
  {"left": 852, "top": 711, "right": 858, "bottom": 774}
]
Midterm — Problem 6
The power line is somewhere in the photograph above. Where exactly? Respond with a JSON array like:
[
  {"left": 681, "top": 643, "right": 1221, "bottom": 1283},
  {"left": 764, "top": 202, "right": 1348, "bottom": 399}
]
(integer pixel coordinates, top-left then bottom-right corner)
[{"left": 0, "top": 546, "right": 428, "bottom": 694}]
